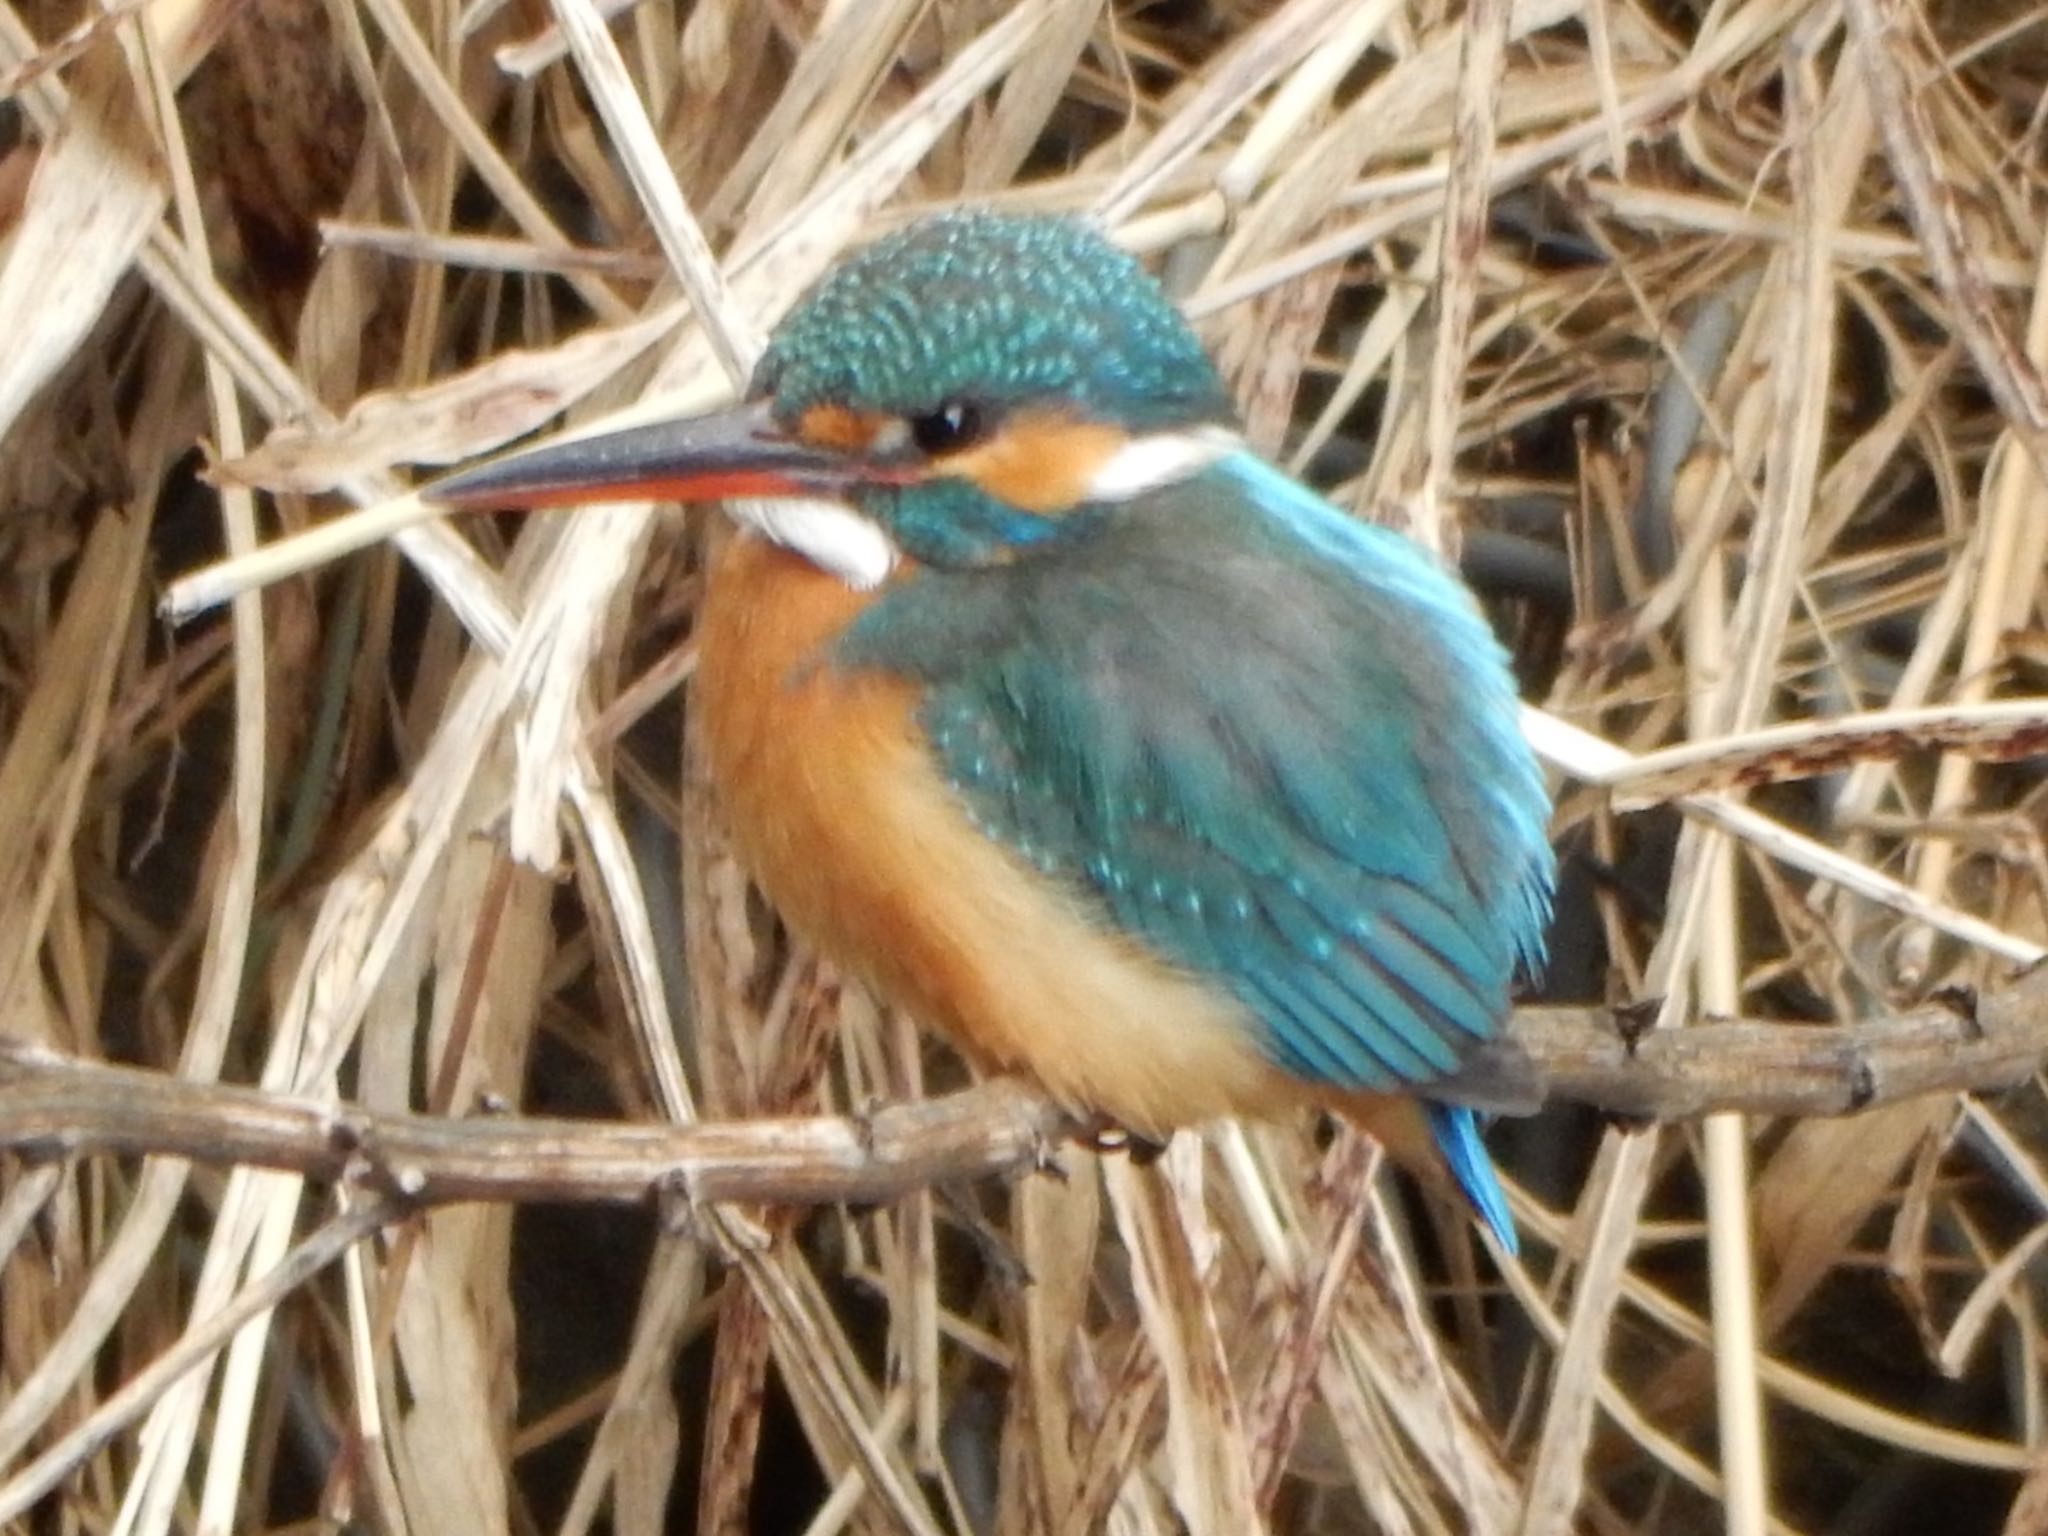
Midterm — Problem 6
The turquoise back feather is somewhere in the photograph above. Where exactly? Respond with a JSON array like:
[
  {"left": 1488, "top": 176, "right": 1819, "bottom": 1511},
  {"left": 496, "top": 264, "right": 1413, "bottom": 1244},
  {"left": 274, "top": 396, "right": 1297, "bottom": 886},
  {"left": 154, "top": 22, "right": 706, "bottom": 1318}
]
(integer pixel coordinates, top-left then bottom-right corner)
[{"left": 838, "top": 456, "right": 1554, "bottom": 1207}]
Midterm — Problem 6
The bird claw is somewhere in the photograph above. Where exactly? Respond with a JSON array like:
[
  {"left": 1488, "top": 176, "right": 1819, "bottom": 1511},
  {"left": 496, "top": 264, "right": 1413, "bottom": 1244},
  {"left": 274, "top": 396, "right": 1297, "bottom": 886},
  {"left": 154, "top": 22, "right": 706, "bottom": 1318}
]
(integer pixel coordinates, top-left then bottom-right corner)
[
  {"left": 1030, "top": 1137, "right": 1070, "bottom": 1184},
  {"left": 1123, "top": 1133, "right": 1169, "bottom": 1166},
  {"left": 1073, "top": 1118, "right": 1168, "bottom": 1165}
]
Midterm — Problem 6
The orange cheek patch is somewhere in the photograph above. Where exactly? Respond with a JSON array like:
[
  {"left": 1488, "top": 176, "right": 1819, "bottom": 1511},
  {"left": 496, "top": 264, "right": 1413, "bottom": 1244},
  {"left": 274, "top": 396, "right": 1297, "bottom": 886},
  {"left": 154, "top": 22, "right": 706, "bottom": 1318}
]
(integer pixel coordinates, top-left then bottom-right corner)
[
  {"left": 945, "top": 411, "right": 1127, "bottom": 514},
  {"left": 797, "top": 403, "right": 889, "bottom": 453}
]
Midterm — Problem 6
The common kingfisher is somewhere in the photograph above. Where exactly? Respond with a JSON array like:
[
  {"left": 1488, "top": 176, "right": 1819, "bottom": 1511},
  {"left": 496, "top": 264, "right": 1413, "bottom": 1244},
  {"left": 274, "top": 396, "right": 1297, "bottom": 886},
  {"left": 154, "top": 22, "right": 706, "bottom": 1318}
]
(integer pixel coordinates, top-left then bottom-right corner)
[{"left": 431, "top": 211, "right": 1555, "bottom": 1252}]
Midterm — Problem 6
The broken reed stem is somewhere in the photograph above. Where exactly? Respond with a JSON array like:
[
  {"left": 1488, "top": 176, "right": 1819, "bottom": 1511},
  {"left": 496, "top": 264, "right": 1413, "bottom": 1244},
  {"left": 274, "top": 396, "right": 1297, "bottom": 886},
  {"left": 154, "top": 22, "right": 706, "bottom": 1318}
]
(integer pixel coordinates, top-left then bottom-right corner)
[
  {"left": 0, "top": 1195, "right": 397, "bottom": 1528},
  {"left": 159, "top": 490, "right": 443, "bottom": 619},
  {"left": 4, "top": 970, "right": 2043, "bottom": 1210}
]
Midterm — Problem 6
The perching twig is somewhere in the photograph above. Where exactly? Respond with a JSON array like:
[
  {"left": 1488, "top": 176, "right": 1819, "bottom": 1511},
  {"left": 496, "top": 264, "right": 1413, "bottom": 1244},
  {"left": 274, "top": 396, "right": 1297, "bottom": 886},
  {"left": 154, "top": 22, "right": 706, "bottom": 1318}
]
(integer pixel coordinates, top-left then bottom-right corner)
[
  {"left": 1513, "top": 975, "right": 2048, "bottom": 1119},
  {"left": 4, "top": 966, "right": 2043, "bottom": 1209},
  {"left": 0, "top": 1062, "right": 1072, "bottom": 1209}
]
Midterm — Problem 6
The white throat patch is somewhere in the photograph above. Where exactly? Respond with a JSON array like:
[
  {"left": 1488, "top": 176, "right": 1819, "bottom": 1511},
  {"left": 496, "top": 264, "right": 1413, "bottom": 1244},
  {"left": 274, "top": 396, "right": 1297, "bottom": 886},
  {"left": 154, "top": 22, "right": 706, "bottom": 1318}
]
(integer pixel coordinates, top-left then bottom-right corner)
[
  {"left": 730, "top": 498, "right": 898, "bottom": 590},
  {"left": 1086, "top": 425, "right": 1242, "bottom": 501},
  {"left": 724, "top": 423, "right": 1240, "bottom": 585}
]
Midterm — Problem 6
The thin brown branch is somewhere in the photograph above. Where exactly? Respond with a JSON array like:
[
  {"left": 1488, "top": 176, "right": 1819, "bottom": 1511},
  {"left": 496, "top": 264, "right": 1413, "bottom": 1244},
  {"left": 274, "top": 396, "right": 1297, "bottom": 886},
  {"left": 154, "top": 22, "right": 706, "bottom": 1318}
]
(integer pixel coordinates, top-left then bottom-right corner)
[
  {"left": 3, "top": 964, "right": 2044, "bottom": 1209},
  {"left": 1519, "top": 966, "right": 2048, "bottom": 1118},
  {"left": 0, "top": 1061, "right": 1073, "bottom": 1208}
]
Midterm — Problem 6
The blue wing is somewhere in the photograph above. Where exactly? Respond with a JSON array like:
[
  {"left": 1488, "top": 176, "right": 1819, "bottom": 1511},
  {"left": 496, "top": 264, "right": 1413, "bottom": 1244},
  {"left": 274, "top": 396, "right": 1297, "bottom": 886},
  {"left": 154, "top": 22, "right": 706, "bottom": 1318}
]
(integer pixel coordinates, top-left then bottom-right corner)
[{"left": 841, "top": 453, "right": 1552, "bottom": 1235}]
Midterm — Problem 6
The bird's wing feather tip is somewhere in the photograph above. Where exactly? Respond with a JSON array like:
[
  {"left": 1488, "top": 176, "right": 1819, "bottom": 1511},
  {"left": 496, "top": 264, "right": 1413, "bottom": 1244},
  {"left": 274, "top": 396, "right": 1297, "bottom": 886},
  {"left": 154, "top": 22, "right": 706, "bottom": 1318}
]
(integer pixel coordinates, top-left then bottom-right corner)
[{"left": 1425, "top": 1101, "right": 1519, "bottom": 1256}]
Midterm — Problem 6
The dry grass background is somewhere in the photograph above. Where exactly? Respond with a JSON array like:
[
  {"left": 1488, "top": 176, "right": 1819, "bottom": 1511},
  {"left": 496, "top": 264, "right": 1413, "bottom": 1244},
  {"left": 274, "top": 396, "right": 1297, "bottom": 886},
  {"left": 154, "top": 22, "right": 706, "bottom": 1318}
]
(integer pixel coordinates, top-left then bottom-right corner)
[{"left": 2, "top": 0, "right": 2048, "bottom": 1532}]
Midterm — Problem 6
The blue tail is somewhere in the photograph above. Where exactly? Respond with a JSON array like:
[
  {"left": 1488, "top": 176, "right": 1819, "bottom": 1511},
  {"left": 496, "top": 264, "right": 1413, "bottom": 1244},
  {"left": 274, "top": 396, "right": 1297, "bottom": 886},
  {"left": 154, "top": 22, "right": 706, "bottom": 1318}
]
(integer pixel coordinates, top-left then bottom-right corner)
[{"left": 1425, "top": 1103, "right": 1518, "bottom": 1256}]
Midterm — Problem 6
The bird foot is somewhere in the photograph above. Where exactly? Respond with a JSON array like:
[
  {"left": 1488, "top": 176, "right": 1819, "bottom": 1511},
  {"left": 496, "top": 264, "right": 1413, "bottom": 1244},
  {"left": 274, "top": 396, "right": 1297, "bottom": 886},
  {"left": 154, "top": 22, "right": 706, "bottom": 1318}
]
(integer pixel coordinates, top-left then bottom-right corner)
[{"left": 1073, "top": 1117, "right": 1169, "bottom": 1165}]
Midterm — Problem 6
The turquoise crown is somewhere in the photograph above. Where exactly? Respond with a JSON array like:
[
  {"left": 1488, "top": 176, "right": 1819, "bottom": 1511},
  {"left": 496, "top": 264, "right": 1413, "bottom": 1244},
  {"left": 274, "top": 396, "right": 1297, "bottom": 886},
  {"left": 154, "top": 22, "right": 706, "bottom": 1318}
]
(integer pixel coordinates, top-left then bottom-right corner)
[{"left": 755, "top": 211, "right": 1235, "bottom": 432}]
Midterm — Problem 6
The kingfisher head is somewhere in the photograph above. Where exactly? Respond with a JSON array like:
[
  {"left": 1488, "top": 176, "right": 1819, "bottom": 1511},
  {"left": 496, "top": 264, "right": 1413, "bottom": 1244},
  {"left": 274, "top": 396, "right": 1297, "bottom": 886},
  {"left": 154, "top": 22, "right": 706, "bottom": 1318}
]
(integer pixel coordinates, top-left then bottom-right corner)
[{"left": 430, "top": 211, "right": 1242, "bottom": 584}]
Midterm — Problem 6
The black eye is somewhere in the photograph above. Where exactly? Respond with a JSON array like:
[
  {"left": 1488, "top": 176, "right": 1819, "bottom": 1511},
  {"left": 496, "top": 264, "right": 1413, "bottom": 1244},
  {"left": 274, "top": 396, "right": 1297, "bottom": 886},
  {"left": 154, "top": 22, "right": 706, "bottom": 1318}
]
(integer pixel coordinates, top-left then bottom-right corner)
[{"left": 908, "top": 399, "right": 985, "bottom": 455}]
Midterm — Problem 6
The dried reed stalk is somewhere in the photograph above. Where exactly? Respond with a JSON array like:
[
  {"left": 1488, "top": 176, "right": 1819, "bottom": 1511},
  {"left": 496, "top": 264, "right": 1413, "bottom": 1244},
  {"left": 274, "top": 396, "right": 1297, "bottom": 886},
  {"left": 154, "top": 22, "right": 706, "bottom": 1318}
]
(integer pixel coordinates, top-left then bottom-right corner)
[{"left": 2, "top": 1, "right": 2045, "bottom": 1533}]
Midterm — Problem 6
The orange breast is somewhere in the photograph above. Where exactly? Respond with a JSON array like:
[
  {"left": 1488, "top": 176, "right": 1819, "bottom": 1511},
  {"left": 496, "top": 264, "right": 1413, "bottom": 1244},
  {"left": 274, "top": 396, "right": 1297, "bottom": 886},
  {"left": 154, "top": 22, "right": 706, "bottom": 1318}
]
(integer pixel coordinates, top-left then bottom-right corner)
[{"left": 693, "top": 532, "right": 1300, "bottom": 1137}]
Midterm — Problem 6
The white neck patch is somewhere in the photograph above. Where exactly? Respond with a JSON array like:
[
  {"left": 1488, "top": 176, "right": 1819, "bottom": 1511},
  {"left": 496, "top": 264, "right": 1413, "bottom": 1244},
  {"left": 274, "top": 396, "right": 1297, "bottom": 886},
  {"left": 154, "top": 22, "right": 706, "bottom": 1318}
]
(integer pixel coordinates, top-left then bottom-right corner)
[
  {"left": 1086, "top": 425, "right": 1242, "bottom": 501},
  {"left": 724, "top": 424, "right": 1239, "bottom": 584},
  {"left": 730, "top": 497, "right": 898, "bottom": 590}
]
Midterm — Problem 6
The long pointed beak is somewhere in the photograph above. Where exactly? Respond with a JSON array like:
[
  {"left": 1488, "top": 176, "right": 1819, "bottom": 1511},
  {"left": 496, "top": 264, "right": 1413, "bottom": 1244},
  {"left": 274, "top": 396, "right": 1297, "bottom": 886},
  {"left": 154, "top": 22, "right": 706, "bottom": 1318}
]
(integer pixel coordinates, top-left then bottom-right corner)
[{"left": 423, "top": 397, "right": 866, "bottom": 510}]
